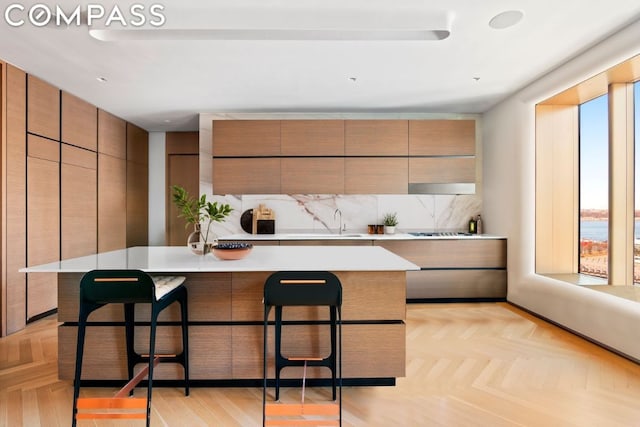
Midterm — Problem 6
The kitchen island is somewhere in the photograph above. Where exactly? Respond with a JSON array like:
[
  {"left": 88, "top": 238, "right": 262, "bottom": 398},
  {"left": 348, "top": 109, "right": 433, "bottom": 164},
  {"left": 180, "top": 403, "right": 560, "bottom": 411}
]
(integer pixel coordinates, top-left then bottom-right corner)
[{"left": 22, "top": 245, "right": 418, "bottom": 386}]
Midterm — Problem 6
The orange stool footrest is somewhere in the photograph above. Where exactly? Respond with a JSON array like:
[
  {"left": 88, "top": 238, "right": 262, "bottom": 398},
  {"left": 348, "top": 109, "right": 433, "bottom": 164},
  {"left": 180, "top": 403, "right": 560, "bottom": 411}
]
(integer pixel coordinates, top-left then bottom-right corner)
[{"left": 75, "top": 397, "right": 148, "bottom": 420}]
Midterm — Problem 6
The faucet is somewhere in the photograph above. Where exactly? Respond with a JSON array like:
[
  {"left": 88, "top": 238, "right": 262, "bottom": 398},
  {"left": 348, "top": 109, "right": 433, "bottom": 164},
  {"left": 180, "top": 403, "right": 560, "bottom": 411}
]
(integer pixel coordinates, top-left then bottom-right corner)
[{"left": 334, "top": 209, "right": 345, "bottom": 234}]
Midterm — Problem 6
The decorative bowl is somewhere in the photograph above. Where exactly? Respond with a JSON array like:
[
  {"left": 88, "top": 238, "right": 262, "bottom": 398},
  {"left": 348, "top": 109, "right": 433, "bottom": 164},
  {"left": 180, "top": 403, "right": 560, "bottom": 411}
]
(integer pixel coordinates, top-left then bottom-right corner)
[{"left": 212, "top": 242, "right": 253, "bottom": 260}]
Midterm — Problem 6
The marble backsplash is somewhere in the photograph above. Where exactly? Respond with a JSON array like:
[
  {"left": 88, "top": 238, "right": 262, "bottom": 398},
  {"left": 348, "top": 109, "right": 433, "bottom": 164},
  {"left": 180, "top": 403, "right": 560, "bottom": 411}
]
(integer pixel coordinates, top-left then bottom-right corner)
[{"left": 208, "top": 194, "right": 482, "bottom": 236}]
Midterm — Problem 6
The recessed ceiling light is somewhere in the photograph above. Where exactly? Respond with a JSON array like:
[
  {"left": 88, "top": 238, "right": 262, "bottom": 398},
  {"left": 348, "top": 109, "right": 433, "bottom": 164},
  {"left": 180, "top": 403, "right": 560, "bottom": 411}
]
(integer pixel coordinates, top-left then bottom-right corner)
[
  {"left": 488, "top": 10, "right": 524, "bottom": 30},
  {"left": 349, "top": 77, "right": 357, "bottom": 82},
  {"left": 163, "top": 119, "right": 171, "bottom": 123},
  {"left": 96, "top": 76, "right": 107, "bottom": 83},
  {"left": 473, "top": 77, "right": 480, "bottom": 82}
]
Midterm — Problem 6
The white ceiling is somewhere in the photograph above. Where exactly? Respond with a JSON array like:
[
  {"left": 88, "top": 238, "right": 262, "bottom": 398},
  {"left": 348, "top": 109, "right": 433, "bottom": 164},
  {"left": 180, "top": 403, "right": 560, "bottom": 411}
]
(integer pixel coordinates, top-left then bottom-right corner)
[{"left": 1, "top": 0, "right": 639, "bottom": 131}]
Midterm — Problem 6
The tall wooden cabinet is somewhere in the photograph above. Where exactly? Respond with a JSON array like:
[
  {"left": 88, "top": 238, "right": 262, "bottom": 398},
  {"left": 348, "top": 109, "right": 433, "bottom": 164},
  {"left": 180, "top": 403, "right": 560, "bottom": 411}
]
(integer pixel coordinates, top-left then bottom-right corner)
[
  {"left": 4, "top": 64, "right": 27, "bottom": 334},
  {"left": 126, "top": 123, "right": 149, "bottom": 247},
  {"left": 166, "top": 132, "right": 199, "bottom": 246},
  {"left": 97, "top": 110, "right": 127, "bottom": 253},
  {"left": 1, "top": 62, "right": 149, "bottom": 334}
]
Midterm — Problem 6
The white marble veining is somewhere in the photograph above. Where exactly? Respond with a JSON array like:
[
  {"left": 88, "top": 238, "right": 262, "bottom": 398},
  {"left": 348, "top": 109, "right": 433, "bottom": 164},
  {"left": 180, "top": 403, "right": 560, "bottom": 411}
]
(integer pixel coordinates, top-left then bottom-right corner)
[
  {"left": 206, "top": 193, "right": 482, "bottom": 236},
  {"left": 20, "top": 246, "right": 419, "bottom": 273}
]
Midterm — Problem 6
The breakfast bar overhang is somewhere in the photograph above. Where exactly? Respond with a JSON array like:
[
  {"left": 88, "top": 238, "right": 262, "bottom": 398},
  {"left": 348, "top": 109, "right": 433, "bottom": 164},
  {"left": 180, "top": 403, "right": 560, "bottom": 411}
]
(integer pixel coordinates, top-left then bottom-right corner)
[{"left": 22, "top": 246, "right": 419, "bottom": 386}]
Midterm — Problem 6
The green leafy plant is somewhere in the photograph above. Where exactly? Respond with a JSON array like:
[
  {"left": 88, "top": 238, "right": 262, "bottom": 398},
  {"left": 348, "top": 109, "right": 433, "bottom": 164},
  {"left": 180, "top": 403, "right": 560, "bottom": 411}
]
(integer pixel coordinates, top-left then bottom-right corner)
[
  {"left": 171, "top": 185, "right": 233, "bottom": 250},
  {"left": 382, "top": 212, "right": 399, "bottom": 227}
]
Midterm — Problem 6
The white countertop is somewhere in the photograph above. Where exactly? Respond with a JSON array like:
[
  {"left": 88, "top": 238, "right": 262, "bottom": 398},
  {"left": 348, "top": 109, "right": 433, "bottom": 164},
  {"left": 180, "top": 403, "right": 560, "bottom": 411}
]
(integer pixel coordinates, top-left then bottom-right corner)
[
  {"left": 219, "top": 232, "right": 506, "bottom": 241},
  {"left": 20, "top": 245, "right": 420, "bottom": 273}
]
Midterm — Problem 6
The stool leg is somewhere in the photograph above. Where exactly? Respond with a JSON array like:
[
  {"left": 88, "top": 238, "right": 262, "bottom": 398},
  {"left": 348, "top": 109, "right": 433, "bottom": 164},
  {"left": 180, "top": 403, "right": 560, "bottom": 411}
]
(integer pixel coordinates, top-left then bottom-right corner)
[
  {"left": 124, "top": 303, "right": 136, "bottom": 396},
  {"left": 72, "top": 308, "right": 90, "bottom": 427},
  {"left": 146, "top": 309, "right": 159, "bottom": 427},
  {"left": 330, "top": 307, "right": 337, "bottom": 401},
  {"left": 274, "top": 306, "right": 283, "bottom": 401},
  {"left": 179, "top": 289, "right": 190, "bottom": 396}
]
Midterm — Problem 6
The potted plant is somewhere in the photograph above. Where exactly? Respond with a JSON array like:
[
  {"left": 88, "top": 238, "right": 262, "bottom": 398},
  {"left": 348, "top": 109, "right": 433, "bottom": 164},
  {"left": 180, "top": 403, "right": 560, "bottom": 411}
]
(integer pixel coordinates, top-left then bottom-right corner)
[
  {"left": 171, "top": 185, "right": 233, "bottom": 254},
  {"left": 382, "top": 212, "right": 399, "bottom": 234}
]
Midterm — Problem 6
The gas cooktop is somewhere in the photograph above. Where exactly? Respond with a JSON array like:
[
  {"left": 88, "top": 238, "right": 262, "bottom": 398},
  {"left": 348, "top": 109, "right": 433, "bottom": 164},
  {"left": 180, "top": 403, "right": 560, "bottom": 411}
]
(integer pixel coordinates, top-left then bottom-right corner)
[{"left": 408, "top": 232, "right": 473, "bottom": 237}]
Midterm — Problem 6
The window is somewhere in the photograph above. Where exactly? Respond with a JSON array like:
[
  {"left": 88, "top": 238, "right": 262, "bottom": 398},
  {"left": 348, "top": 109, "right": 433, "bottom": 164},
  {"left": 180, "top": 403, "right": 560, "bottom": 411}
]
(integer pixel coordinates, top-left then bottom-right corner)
[
  {"left": 579, "top": 95, "right": 609, "bottom": 280},
  {"left": 635, "top": 81, "right": 640, "bottom": 283}
]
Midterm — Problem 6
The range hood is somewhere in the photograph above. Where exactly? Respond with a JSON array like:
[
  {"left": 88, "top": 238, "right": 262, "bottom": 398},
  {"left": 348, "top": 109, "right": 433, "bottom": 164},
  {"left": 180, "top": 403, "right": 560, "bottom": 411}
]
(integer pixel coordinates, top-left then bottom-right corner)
[{"left": 408, "top": 183, "right": 476, "bottom": 195}]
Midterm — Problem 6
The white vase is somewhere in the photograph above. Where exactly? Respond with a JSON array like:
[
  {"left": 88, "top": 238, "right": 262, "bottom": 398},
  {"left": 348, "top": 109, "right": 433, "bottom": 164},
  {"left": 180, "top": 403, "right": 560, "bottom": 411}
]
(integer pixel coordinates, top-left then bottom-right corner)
[
  {"left": 384, "top": 225, "right": 396, "bottom": 235},
  {"left": 187, "top": 223, "right": 217, "bottom": 255}
]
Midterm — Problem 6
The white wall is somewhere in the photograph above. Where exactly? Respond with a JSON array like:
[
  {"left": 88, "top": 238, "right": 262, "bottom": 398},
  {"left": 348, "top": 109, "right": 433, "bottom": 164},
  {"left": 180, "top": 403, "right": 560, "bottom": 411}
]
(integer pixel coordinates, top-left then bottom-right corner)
[
  {"left": 483, "top": 19, "right": 640, "bottom": 360},
  {"left": 148, "top": 131, "right": 166, "bottom": 245}
]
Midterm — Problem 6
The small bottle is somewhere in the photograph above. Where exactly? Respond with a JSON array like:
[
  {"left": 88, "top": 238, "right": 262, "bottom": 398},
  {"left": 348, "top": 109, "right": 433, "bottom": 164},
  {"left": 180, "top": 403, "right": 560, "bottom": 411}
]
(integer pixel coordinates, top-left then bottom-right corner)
[
  {"left": 468, "top": 217, "right": 477, "bottom": 234},
  {"left": 476, "top": 215, "right": 483, "bottom": 235}
]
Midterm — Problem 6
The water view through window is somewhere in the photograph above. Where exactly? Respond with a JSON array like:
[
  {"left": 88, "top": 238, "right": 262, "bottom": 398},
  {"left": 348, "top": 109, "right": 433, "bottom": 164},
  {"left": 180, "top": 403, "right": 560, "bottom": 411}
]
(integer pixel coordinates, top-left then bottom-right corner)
[{"left": 579, "top": 95, "right": 608, "bottom": 280}]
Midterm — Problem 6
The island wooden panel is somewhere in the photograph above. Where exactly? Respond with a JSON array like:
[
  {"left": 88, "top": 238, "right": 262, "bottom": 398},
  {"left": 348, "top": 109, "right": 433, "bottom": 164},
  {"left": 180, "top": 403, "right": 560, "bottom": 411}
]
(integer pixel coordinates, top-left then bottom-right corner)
[
  {"left": 213, "top": 158, "right": 281, "bottom": 194},
  {"left": 212, "top": 120, "right": 281, "bottom": 156},
  {"left": 280, "top": 240, "right": 372, "bottom": 246},
  {"left": 57, "top": 272, "right": 232, "bottom": 323},
  {"left": 232, "top": 324, "right": 405, "bottom": 379},
  {"left": 345, "top": 157, "right": 408, "bottom": 194},
  {"left": 281, "top": 158, "right": 344, "bottom": 194},
  {"left": 345, "top": 120, "right": 408, "bottom": 155},
  {"left": 98, "top": 154, "right": 127, "bottom": 252},
  {"left": 375, "top": 239, "right": 507, "bottom": 268},
  {"left": 61, "top": 145, "right": 97, "bottom": 259},
  {"left": 409, "top": 157, "right": 476, "bottom": 183},
  {"left": 58, "top": 325, "right": 232, "bottom": 380},
  {"left": 61, "top": 91, "right": 97, "bottom": 151},
  {"left": 5, "top": 64, "right": 27, "bottom": 334},
  {"left": 230, "top": 271, "right": 406, "bottom": 322},
  {"left": 97, "top": 109, "right": 126, "bottom": 159},
  {"left": 27, "top": 75, "right": 59, "bottom": 140},
  {"left": 281, "top": 120, "right": 344, "bottom": 156},
  {"left": 27, "top": 145, "right": 60, "bottom": 318},
  {"left": 409, "top": 120, "right": 475, "bottom": 155}
]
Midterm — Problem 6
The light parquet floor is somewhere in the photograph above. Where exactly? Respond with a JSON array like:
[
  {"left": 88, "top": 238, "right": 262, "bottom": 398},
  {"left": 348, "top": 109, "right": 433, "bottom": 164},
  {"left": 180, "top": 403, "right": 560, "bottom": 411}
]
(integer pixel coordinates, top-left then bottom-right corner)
[{"left": 2, "top": 302, "right": 640, "bottom": 426}]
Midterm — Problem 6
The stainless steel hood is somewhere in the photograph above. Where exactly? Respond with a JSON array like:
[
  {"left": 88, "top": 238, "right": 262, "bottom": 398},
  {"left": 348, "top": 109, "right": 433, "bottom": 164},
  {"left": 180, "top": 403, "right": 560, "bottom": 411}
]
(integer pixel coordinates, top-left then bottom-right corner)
[{"left": 408, "top": 183, "right": 476, "bottom": 195}]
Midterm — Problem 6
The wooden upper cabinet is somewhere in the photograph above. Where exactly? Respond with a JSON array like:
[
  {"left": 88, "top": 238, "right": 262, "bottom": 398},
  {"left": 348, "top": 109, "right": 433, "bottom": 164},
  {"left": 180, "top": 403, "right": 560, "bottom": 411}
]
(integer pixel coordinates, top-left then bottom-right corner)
[
  {"left": 409, "top": 120, "right": 475, "bottom": 156},
  {"left": 98, "top": 154, "right": 127, "bottom": 252},
  {"left": 345, "top": 120, "right": 408, "bottom": 156},
  {"left": 61, "top": 91, "right": 97, "bottom": 151},
  {"left": 281, "top": 158, "right": 344, "bottom": 194},
  {"left": 345, "top": 158, "right": 408, "bottom": 194},
  {"left": 281, "top": 120, "right": 344, "bottom": 156},
  {"left": 27, "top": 75, "right": 60, "bottom": 140},
  {"left": 212, "top": 120, "right": 280, "bottom": 156},
  {"left": 213, "top": 158, "right": 280, "bottom": 194},
  {"left": 98, "top": 109, "right": 126, "bottom": 159}
]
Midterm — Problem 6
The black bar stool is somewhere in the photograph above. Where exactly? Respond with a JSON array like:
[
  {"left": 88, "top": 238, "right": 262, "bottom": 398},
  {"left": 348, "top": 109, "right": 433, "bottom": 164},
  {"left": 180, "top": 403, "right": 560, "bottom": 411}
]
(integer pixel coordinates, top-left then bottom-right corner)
[
  {"left": 71, "top": 270, "right": 190, "bottom": 427},
  {"left": 263, "top": 271, "right": 342, "bottom": 426}
]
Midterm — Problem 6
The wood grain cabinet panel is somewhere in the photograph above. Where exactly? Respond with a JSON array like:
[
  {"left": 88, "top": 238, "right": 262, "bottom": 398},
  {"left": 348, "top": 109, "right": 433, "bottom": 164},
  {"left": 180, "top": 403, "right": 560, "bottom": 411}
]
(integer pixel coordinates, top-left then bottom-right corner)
[
  {"left": 126, "top": 123, "right": 149, "bottom": 247},
  {"left": 281, "top": 158, "right": 344, "bottom": 194},
  {"left": 5, "top": 64, "right": 27, "bottom": 333},
  {"left": 281, "top": 120, "right": 344, "bottom": 155},
  {"left": 213, "top": 158, "right": 281, "bottom": 194},
  {"left": 409, "top": 157, "right": 476, "bottom": 183},
  {"left": 345, "top": 157, "right": 408, "bottom": 194},
  {"left": 98, "top": 154, "right": 127, "bottom": 252},
  {"left": 212, "top": 120, "right": 280, "bottom": 156},
  {"left": 376, "top": 239, "right": 507, "bottom": 268},
  {"left": 27, "top": 149, "right": 60, "bottom": 319},
  {"left": 27, "top": 75, "right": 59, "bottom": 140},
  {"left": 61, "top": 91, "right": 97, "bottom": 151},
  {"left": 61, "top": 145, "right": 97, "bottom": 259},
  {"left": 166, "top": 132, "right": 199, "bottom": 246},
  {"left": 345, "top": 120, "right": 408, "bottom": 155},
  {"left": 409, "top": 120, "right": 475, "bottom": 155},
  {"left": 98, "top": 109, "right": 126, "bottom": 159}
]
